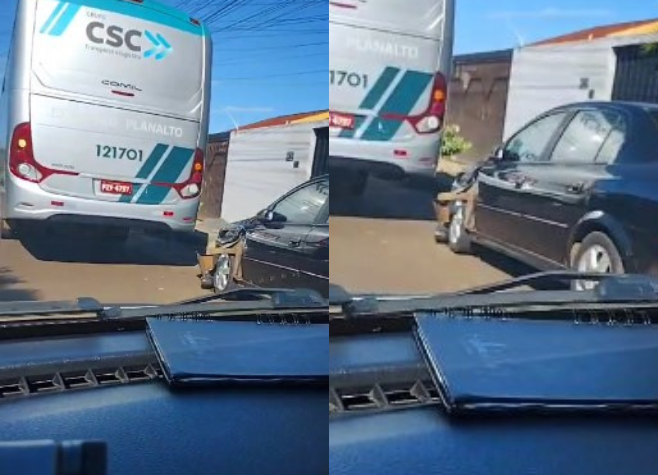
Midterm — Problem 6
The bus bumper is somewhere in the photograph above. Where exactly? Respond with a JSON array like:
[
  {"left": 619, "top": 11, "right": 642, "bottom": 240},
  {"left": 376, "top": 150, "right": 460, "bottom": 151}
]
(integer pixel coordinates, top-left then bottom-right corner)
[
  {"left": 2, "top": 178, "right": 199, "bottom": 233},
  {"left": 329, "top": 137, "right": 439, "bottom": 179}
]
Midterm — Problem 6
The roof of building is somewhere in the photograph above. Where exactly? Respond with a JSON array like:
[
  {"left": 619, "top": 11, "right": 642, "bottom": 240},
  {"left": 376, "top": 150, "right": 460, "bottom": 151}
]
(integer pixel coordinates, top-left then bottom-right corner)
[
  {"left": 238, "top": 110, "right": 328, "bottom": 131},
  {"left": 532, "top": 18, "right": 658, "bottom": 47},
  {"left": 454, "top": 49, "right": 513, "bottom": 64}
]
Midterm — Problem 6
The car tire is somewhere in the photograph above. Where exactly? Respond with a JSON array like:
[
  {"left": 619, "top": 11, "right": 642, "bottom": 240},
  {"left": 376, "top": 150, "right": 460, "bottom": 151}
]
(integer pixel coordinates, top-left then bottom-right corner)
[
  {"left": 570, "top": 231, "right": 625, "bottom": 291},
  {"left": 212, "top": 254, "right": 237, "bottom": 294},
  {"left": 448, "top": 202, "right": 472, "bottom": 254},
  {"left": 434, "top": 223, "right": 448, "bottom": 243},
  {"left": 0, "top": 220, "right": 15, "bottom": 240}
]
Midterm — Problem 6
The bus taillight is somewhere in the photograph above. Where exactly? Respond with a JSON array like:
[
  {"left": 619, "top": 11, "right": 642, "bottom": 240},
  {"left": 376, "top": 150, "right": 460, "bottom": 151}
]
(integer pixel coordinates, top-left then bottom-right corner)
[
  {"left": 176, "top": 148, "right": 205, "bottom": 199},
  {"left": 415, "top": 72, "right": 447, "bottom": 134},
  {"left": 9, "top": 123, "right": 78, "bottom": 183},
  {"left": 381, "top": 72, "right": 447, "bottom": 135}
]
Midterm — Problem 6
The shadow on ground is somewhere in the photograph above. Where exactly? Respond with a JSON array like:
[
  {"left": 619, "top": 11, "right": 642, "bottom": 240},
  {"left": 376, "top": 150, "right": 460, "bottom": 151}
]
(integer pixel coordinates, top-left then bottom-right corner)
[
  {"left": 0, "top": 267, "right": 40, "bottom": 301},
  {"left": 17, "top": 229, "right": 208, "bottom": 266},
  {"left": 330, "top": 175, "right": 447, "bottom": 221}
]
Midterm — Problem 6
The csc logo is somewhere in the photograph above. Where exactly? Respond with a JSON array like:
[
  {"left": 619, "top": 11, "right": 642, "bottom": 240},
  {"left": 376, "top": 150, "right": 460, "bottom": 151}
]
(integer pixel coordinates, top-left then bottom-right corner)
[{"left": 86, "top": 22, "right": 142, "bottom": 52}]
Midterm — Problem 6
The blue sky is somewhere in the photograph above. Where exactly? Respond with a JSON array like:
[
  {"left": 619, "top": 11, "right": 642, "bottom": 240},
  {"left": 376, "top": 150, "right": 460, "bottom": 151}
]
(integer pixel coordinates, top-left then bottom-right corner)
[
  {"left": 456, "top": 0, "right": 658, "bottom": 53},
  {"left": 0, "top": 1, "right": 657, "bottom": 131}
]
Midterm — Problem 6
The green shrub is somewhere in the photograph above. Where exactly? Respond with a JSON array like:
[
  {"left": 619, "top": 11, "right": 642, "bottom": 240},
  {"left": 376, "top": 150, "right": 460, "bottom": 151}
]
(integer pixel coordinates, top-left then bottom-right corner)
[{"left": 441, "top": 124, "right": 472, "bottom": 158}]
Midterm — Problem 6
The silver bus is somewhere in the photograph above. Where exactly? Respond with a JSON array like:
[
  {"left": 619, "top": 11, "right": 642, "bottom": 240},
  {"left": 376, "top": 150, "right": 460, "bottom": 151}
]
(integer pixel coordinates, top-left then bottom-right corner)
[
  {"left": 329, "top": 0, "right": 454, "bottom": 193},
  {"left": 0, "top": 0, "right": 212, "bottom": 239}
]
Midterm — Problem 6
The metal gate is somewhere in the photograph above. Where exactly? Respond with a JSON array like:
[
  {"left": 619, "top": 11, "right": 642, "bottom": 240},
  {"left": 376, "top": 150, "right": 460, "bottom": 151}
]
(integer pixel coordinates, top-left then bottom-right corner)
[
  {"left": 612, "top": 45, "right": 658, "bottom": 103},
  {"left": 311, "top": 127, "right": 328, "bottom": 177}
]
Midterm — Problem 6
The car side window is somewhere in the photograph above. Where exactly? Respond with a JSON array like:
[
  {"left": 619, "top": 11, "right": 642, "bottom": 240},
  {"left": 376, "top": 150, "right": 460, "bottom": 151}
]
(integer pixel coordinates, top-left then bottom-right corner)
[
  {"left": 596, "top": 119, "right": 627, "bottom": 164},
  {"left": 551, "top": 110, "right": 622, "bottom": 164},
  {"left": 504, "top": 112, "right": 568, "bottom": 163},
  {"left": 271, "top": 179, "right": 329, "bottom": 225}
]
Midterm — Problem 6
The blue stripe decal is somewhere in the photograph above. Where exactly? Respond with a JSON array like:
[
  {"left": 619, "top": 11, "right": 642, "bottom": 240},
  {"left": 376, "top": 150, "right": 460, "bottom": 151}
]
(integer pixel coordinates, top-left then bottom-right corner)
[
  {"left": 119, "top": 185, "right": 141, "bottom": 203},
  {"left": 360, "top": 67, "right": 400, "bottom": 110},
  {"left": 338, "top": 116, "right": 365, "bottom": 139},
  {"left": 40, "top": 1, "right": 67, "bottom": 34},
  {"left": 137, "top": 143, "right": 169, "bottom": 180},
  {"left": 136, "top": 146, "right": 195, "bottom": 205},
  {"left": 339, "top": 67, "right": 400, "bottom": 139},
  {"left": 63, "top": 0, "right": 206, "bottom": 36},
  {"left": 361, "top": 71, "right": 433, "bottom": 142},
  {"left": 48, "top": 3, "right": 82, "bottom": 37}
]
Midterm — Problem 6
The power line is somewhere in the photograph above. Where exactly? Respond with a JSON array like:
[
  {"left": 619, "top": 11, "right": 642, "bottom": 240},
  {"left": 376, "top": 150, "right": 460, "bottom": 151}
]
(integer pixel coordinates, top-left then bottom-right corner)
[
  {"left": 216, "top": 51, "right": 327, "bottom": 65},
  {"left": 216, "top": 69, "right": 325, "bottom": 81},
  {"left": 217, "top": 40, "right": 327, "bottom": 52}
]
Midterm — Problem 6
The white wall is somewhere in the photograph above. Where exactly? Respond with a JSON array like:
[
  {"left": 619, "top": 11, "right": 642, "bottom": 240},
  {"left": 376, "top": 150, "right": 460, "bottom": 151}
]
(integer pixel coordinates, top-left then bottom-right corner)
[
  {"left": 220, "top": 119, "right": 328, "bottom": 222},
  {"left": 504, "top": 33, "right": 658, "bottom": 139}
]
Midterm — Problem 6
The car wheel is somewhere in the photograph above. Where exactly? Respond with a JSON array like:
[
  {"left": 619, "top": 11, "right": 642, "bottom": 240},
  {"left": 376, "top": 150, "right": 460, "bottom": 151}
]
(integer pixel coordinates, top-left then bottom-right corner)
[
  {"left": 570, "top": 232, "right": 625, "bottom": 291},
  {"left": 434, "top": 223, "right": 448, "bottom": 243},
  {"left": 448, "top": 202, "right": 472, "bottom": 254},
  {"left": 212, "top": 254, "right": 236, "bottom": 293},
  {"left": 0, "top": 220, "right": 15, "bottom": 240}
]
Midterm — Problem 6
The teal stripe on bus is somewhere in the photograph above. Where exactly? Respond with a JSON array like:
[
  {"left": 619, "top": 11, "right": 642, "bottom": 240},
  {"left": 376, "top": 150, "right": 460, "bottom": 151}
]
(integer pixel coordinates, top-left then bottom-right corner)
[
  {"left": 360, "top": 67, "right": 400, "bottom": 110},
  {"left": 118, "top": 144, "right": 169, "bottom": 203},
  {"left": 40, "top": 1, "right": 67, "bottom": 34},
  {"left": 136, "top": 146, "right": 195, "bottom": 205},
  {"left": 338, "top": 116, "right": 366, "bottom": 139},
  {"left": 360, "top": 71, "right": 433, "bottom": 142},
  {"left": 48, "top": 3, "right": 82, "bottom": 36},
  {"left": 137, "top": 143, "right": 169, "bottom": 180}
]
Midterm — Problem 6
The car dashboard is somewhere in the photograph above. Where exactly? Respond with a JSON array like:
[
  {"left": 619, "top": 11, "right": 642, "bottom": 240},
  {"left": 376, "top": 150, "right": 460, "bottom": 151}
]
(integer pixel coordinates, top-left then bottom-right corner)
[
  {"left": 330, "top": 313, "right": 658, "bottom": 475},
  {"left": 0, "top": 317, "right": 327, "bottom": 475}
]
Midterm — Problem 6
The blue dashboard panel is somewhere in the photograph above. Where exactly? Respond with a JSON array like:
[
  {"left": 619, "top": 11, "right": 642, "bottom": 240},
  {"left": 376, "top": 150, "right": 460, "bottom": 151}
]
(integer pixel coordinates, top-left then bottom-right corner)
[
  {"left": 0, "top": 331, "right": 327, "bottom": 475},
  {"left": 329, "top": 330, "right": 658, "bottom": 475}
]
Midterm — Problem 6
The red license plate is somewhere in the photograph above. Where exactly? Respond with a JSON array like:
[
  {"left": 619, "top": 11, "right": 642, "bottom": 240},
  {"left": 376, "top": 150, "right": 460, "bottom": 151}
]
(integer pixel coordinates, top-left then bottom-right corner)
[
  {"left": 330, "top": 112, "right": 355, "bottom": 129},
  {"left": 100, "top": 181, "right": 133, "bottom": 195}
]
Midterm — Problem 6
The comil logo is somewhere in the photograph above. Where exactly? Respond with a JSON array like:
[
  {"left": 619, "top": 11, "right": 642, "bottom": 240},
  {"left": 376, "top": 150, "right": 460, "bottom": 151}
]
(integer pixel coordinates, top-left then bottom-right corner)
[{"left": 40, "top": 2, "right": 173, "bottom": 61}]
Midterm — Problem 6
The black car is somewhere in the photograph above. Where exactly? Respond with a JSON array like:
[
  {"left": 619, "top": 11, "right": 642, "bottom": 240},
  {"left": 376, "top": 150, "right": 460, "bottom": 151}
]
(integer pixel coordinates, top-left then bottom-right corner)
[
  {"left": 210, "top": 175, "right": 329, "bottom": 297},
  {"left": 446, "top": 101, "right": 658, "bottom": 288}
]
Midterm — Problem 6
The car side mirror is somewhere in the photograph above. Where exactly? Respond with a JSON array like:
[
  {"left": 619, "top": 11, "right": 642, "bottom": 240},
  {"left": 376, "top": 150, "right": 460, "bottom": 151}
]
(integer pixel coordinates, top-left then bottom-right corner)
[
  {"left": 490, "top": 145, "right": 505, "bottom": 162},
  {"left": 258, "top": 209, "right": 287, "bottom": 225}
]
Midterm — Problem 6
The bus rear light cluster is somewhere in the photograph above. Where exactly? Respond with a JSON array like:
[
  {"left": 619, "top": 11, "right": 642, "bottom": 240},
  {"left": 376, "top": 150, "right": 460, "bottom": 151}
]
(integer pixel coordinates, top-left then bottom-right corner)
[
  {"left": 154, "top": 148, "right": 205, "bottom": 200},
  {"left": 9, "top": 123, "right": 78, "bottom": 184}
]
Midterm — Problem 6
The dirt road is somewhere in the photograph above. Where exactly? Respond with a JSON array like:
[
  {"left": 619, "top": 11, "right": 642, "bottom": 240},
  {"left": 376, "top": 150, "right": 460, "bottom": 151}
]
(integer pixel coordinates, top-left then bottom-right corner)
[
  {"left": 0, "top": 228, "right": 209, "bottom": 304},
  {"left": 329, "top": 176, "right": 534, "bottom": 295}
]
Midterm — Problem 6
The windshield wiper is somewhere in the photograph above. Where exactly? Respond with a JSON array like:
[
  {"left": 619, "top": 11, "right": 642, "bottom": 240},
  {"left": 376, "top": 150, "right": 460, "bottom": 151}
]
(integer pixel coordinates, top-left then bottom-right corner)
[
  {"left": 333, "top": 271, "right": 658, "bottom": 320},
  {"left": 174, "top": 287, "right": 327, "bottom": 308},
  {"left": 0, "top": 298, "right": 104, "bottom": 319},
  {"left": 100, "top": 287, "right": 328, "bottom": 322}
]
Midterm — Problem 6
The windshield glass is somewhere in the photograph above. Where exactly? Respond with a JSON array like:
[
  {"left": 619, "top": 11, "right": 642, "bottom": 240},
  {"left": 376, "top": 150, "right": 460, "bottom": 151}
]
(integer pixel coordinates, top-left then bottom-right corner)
[
  {"left": 0, "top": 0, "right": 327, "bottom": 305},
  {"left": 329, "top": 0, "right": 654, "bottom": 299}
]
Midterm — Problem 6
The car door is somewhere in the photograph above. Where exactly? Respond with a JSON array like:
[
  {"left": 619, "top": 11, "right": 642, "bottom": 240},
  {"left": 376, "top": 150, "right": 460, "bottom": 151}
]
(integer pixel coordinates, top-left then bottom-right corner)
[
  {"left": 476, "top": 110, "right": 571, "bottom": 252},
  {"left": 508, "top": 108, "right": 626, "bottom": 264},
  {"left": 296, "top": 198, "right": 329, "bottom": 296},
  {"left": 241, "top": 177, "right": 329, "bottom": 291}
]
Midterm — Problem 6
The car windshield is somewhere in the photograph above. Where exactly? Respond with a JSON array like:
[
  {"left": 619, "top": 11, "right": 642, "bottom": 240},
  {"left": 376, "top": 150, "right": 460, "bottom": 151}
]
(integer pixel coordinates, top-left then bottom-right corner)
[{"left": 0, "top": 0, "right": 328, "bottom": 306}]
